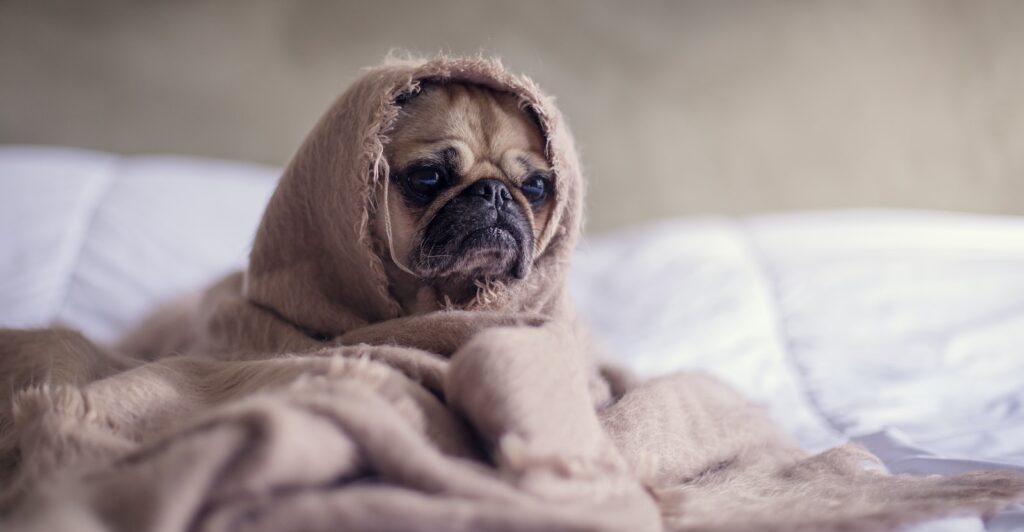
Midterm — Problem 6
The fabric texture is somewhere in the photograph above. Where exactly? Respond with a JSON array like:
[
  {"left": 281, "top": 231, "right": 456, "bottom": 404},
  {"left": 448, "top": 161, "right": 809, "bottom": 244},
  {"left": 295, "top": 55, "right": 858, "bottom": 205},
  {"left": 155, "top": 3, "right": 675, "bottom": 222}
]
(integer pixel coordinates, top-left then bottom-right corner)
[{"left": 2, "top": 57, "right": 1024, "bottom": 531}]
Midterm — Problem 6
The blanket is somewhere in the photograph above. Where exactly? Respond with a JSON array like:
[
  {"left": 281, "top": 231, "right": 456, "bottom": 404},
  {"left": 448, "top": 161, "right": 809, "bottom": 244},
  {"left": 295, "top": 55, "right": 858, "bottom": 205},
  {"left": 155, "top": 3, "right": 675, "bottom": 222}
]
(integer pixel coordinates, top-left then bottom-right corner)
[{"left": 1, "top": 56, "right": 1022, "bottom": 532}]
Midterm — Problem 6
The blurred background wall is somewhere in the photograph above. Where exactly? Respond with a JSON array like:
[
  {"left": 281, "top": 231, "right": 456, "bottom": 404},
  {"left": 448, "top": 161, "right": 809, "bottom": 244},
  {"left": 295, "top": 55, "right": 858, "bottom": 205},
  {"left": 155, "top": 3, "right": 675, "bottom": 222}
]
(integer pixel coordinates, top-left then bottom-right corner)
[{"left": 2, "top": 0, "right": 1023, "bottom": 232}]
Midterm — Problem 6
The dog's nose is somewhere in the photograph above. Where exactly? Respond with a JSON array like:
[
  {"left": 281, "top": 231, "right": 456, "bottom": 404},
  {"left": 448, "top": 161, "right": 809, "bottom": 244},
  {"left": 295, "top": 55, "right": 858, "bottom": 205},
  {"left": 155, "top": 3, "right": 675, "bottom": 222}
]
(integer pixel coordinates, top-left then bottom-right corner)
[{"left": 465, "top": 178, "right": 512, "bottom": 209}]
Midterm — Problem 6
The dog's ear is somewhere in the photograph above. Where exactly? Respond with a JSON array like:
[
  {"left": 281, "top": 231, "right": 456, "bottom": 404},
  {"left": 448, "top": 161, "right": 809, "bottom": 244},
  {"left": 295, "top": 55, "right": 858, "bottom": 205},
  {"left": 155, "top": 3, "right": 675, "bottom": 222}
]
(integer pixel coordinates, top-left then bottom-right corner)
[
  {"left": 393, "top": 78, "right": 442, "bottom": 107},
  {"left": 394, "top": 87, "right": 419, "bottom": 106}
]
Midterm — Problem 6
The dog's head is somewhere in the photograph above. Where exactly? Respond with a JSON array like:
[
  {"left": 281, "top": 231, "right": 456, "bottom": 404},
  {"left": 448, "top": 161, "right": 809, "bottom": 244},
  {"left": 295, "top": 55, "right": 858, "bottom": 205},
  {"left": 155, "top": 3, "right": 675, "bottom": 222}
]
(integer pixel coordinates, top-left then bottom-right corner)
[{"left": 375, "top": 83, "right": 555, "bottom": 308}]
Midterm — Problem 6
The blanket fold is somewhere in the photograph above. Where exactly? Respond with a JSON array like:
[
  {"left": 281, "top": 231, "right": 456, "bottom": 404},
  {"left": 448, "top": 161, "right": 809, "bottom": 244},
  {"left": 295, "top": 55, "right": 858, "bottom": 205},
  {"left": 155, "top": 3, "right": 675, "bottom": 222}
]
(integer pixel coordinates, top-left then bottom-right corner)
[{"left": 2, "top": 55, "right": 1023, "bottom": 531}]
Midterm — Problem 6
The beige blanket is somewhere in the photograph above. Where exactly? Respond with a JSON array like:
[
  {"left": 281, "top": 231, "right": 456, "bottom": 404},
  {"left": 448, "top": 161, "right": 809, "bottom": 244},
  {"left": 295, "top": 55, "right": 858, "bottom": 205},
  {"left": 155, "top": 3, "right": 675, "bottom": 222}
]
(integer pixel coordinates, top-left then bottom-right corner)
[{"left": 2, "top": 56, "right": 1022, "bottom": 531}]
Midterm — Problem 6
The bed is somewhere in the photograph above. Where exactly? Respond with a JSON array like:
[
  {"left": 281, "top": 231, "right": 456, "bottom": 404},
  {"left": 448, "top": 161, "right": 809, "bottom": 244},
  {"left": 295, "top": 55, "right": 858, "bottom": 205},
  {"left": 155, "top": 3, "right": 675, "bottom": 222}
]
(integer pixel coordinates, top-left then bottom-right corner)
[{"left": 2, "top": 145, "right": 1022, "bottom": 530}]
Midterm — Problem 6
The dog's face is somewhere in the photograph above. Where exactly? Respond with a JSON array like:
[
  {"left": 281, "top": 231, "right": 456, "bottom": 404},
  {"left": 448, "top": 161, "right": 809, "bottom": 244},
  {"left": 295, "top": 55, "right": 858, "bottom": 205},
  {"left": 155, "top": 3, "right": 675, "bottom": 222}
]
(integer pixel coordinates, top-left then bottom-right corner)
[{"left": 376, "top": 82, "right": 554, "bottom": 309}]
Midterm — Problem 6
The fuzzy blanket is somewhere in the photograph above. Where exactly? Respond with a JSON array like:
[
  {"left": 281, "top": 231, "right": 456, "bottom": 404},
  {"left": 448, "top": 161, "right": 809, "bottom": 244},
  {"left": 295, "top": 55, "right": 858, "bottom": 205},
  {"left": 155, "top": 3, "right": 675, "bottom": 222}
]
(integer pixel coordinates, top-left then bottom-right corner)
[{"left": 2, "top": 56, "right": 1023, "bottom": 532}]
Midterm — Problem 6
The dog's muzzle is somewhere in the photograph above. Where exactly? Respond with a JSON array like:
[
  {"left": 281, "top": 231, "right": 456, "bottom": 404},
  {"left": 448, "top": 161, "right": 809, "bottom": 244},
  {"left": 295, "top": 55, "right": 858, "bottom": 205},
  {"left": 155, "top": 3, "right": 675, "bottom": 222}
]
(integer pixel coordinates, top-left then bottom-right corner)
[{"left": 414, "top": 178, "right": 534, "bottom": 280}]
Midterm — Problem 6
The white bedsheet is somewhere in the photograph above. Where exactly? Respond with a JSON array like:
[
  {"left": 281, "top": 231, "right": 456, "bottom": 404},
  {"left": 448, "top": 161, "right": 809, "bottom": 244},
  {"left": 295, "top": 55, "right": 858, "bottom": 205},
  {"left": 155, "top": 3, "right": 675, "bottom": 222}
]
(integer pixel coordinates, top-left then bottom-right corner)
[{"left": 2, "top": 146, "right": 1022, "bottom": 530}]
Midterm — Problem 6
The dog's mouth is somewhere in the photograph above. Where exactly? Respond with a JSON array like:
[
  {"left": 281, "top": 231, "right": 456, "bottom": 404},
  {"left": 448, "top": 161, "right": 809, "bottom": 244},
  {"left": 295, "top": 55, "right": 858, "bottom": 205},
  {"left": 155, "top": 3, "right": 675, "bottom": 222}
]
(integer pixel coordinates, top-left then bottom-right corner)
[
  {"left": 460, "top": 226, "right": 516, "bottom": 251},
  {"left": 413, "top": 213, "right": 533, "bottom": 283},
  {"left": 449, "top": 225, "right": 522, "bottom": 276}
]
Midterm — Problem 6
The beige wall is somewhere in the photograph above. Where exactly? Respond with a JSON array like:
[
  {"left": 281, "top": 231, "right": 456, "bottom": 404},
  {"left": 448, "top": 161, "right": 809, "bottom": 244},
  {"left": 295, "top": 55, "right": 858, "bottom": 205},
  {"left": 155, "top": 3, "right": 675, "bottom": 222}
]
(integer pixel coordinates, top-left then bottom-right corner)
[{"left": 2, "top": 0, "right": 1023, "bottom": 232}]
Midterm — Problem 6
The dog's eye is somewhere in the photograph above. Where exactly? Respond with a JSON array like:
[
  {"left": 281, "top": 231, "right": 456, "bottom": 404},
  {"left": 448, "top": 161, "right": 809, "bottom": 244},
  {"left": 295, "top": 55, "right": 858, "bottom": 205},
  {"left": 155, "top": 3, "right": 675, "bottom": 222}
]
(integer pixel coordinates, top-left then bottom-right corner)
[
  {"left": 404, "top": 167, "right": 445, "bottom": 200},
  {"left": 520, "top": 175, "right": 551, "bottom": 206}
]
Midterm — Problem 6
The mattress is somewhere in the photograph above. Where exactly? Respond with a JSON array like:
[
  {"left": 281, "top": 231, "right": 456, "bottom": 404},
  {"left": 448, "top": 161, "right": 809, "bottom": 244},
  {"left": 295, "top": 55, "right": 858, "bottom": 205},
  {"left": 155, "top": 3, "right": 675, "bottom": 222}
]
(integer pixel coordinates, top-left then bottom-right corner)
[{"left": 2, "top": 145, "right": 1022, "bottom": 530}]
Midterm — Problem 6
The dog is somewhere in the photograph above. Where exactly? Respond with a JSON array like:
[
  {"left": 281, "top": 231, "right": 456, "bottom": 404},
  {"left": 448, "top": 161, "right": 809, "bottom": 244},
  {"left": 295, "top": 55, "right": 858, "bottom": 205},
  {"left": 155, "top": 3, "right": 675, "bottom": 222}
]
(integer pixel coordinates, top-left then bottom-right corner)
[
  {"left": 111, "top": 78, "right": 566, "bottom": 359},
  {"left": 374, "top": 82, "right": 556, "bottom": 315}
]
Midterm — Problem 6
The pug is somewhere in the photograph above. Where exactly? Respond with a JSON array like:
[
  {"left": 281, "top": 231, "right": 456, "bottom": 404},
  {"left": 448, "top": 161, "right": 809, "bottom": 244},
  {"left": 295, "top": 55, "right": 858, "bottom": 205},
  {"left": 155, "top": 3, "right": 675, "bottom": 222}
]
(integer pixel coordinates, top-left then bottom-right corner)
[{"left": 373, "top": 82, "right": 556, "bottom": 315}]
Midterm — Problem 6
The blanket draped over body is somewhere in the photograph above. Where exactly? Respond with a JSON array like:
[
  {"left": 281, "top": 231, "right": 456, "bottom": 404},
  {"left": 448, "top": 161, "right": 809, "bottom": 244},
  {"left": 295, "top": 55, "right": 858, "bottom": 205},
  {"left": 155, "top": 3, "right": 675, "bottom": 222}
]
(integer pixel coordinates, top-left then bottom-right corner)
[{"left": 1, "top": 57, "right": 1022, "bottom": 532}]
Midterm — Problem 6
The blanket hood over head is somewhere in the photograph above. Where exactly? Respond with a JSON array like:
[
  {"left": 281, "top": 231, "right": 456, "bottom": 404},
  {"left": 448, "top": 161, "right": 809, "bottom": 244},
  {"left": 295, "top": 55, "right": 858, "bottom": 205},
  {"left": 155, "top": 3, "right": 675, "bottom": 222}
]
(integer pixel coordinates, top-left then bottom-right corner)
[{"left": 245, "top": 56, "right": 583, "bottom": 337}]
